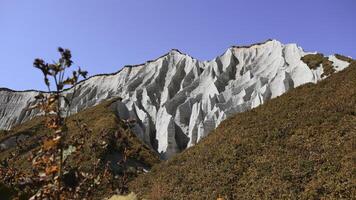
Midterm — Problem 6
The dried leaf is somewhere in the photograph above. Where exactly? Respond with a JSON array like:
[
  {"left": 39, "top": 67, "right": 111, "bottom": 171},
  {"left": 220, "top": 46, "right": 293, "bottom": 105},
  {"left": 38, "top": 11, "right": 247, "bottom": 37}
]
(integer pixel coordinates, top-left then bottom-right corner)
[
  {"left": 63, "top": 77, "right": 76, "bottom": 85},
  {"left": 45, "top": 165, "right": 59, "bottom": 175},
  {"left": 43, "top": 139, "right": 59, "bottom": 150}
]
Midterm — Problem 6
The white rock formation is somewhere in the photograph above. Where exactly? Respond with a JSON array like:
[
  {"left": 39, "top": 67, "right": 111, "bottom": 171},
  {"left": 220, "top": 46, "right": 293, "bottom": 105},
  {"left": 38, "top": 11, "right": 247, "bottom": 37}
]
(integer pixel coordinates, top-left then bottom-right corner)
[{"left": 0, "top": 40, "right": 352, "bottom": 158}]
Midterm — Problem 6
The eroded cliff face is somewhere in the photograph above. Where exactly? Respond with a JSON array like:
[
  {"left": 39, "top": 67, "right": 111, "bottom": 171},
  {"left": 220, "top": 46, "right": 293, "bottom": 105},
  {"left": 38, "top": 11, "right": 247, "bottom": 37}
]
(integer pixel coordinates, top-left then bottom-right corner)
[
  {"left": 0, "top": 90, "right": 40, "bottom": 130},
  {"left": 0, "top": 40, "right": 351, "bottom": 158}
]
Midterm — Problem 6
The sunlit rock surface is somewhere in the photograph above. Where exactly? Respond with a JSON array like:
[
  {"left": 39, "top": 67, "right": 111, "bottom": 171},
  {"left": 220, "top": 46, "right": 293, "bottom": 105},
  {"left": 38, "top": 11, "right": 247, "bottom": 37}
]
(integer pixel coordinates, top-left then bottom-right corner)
[{"left": 0, "top": 40, "right": 351, "bottom": 158}]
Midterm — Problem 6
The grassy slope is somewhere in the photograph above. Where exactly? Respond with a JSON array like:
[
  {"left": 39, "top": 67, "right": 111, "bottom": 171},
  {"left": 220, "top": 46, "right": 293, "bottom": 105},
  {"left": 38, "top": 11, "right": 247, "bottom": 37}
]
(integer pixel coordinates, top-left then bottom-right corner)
[
  {"left": 130, "top": 62, "right": 356, "bottom": 199},
  {"left": 0, "top": 99, "right": 160, "bottom": 199}
]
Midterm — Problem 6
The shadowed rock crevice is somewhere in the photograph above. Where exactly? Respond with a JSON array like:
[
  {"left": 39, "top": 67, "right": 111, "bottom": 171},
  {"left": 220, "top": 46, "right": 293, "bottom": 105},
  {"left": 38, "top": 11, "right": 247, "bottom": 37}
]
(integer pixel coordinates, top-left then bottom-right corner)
[
  {"left": 167, "top": 59, "right": 187, "bottom": 100},
  {"left": 214, "top": 55, "right": 239, "bottom": 93},
  {"left": 174, "top": 123, "right": 189, "bottom": 152}
]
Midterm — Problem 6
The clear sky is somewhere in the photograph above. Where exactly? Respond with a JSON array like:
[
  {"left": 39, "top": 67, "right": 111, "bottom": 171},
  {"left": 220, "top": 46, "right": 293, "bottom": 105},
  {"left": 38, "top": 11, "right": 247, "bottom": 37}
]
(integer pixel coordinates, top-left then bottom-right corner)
[{"left": 0, "top": 0, "right": 355, "bottom": 90}]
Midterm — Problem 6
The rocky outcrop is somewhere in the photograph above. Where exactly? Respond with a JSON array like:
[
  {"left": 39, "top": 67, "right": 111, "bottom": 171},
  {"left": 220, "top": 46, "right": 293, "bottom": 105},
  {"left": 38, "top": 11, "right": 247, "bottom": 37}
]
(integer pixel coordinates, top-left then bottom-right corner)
[{"left": 0, "top": 40, "right": 352, "bottom": 158}]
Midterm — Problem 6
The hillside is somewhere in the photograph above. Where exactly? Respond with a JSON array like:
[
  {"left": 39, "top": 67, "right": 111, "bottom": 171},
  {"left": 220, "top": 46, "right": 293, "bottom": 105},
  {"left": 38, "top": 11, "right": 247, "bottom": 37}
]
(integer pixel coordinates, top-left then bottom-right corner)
[
  {"left": 130, "top": 61, "right": 356, "bottom": 199},
  {"left": 0, "top": 99, "right": 160, "bottom": 199},
  {"left": 0, "top": 40, "right": 351, "bottom": 159}
]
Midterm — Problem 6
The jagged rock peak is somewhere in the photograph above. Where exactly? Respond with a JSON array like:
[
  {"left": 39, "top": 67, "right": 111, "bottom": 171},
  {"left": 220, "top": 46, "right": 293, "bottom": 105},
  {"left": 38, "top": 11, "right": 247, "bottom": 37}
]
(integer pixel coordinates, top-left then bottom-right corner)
[{"left": 169, "top": 49, "right": 184, "bottom": 54}]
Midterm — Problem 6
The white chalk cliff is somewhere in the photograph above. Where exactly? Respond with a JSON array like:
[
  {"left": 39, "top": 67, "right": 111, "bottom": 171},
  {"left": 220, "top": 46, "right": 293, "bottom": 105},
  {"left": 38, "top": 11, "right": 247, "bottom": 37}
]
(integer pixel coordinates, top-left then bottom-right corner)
[{"left": 0, "top": 40, "right": 352, "bottom": 158}]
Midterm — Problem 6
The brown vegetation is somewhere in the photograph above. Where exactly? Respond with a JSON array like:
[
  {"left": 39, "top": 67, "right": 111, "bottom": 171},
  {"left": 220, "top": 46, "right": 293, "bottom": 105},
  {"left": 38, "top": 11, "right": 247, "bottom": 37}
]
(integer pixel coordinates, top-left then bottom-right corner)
[
  {"left": 301, "top": 53, "right": 335, "bottom": 77},
  {"left": 0, "top": 98, "right": 160, "bottom": 199},
  {"left": 130, "top": 61, "right": 356, "bottom": 199}
]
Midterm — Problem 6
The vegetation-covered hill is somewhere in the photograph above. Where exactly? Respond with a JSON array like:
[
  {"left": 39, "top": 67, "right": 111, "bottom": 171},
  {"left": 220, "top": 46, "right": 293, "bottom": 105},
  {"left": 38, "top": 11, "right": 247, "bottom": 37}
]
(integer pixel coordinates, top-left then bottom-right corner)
[
  {"left": 0, "top": 99, "right": 160, "bottom": 199},
  {"left": 130, "top": 62, "right": 356, "bottom": 199}
]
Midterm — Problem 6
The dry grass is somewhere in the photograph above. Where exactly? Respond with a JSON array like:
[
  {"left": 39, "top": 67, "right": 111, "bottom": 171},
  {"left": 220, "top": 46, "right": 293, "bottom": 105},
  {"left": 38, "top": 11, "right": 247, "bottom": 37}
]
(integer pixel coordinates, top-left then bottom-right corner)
[
  {"left": 108, "top": 192, "right": 138, "bottom": 200},
  {"left": 147, "top": 182, "right": 170, "bottom": 200},
  {"left": 130, "top": 62, "right": 356, "bottom": 199},
  {"left": 301, "top": 54, "right": 335, "bottom": 77},
  {"left": 301, "top": 53, "right": 325, "bottom": 70}
]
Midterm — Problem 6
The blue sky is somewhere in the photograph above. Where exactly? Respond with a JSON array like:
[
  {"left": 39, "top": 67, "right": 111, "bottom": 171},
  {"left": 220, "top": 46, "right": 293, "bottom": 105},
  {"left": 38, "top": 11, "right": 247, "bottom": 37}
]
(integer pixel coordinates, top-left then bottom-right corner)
[{"left": 0, "top": 0, "right": 355, "bottom": 90}]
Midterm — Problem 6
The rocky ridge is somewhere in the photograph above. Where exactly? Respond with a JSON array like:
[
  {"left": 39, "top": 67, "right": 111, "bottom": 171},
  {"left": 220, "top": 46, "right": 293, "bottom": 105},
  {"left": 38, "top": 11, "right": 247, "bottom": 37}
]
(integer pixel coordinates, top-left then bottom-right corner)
[{"left": 0, "top": 40, "right": 351, "bottom": 158}]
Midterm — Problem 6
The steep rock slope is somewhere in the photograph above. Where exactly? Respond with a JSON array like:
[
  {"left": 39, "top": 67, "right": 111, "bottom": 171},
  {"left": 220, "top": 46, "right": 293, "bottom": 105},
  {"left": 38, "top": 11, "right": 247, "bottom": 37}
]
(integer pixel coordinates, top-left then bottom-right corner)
[
  {"left": 130, "top": 62, "right": 356, "bottom": 200},
  {"left": 0, "top": 40, "right": 352, "bottom": 158}
]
